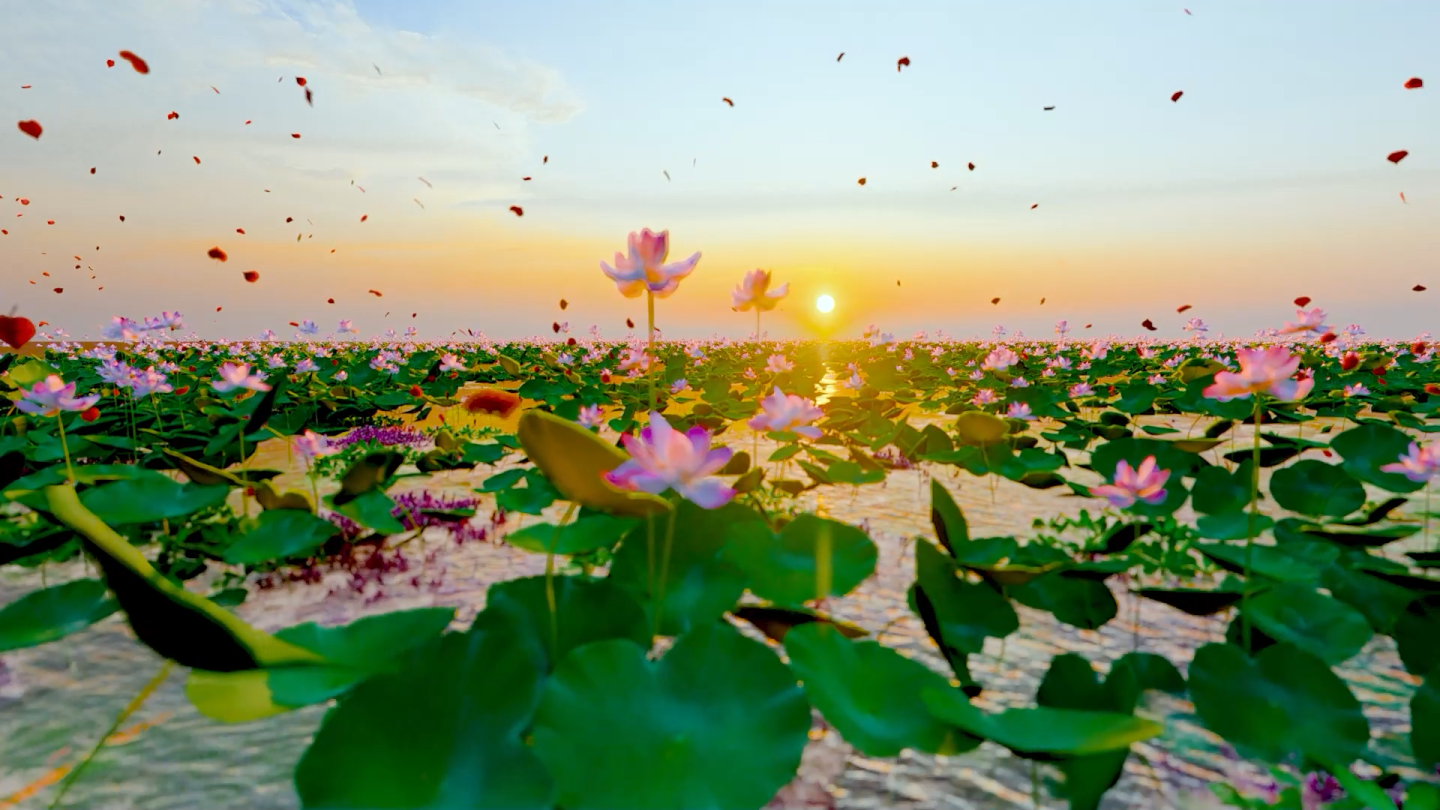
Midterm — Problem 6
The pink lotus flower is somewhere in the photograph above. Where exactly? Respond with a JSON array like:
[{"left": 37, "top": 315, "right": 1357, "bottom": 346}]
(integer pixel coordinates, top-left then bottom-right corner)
[
  {"left": 1203, "top": 347, "right": 1313, "bottom": 402},
  {"left": 604, "top": 411, "right": 735, "bottom": 509},
  {"left": 438, "top": 353, "right": 465, "bottom": 373},
  {"left": 748, "top": 387, "right": 824, "bottom": 438},
  {"left": 971, "top": 389, "right": 998, "bottom": 406},
  {"left": 981, "top": 347, "right": 1019, "bottom": 371},
  {"left": 731, "top": 269, "right": 789, "bottom": 311},
  {"left": 1280, "top": 307, "right": 1330, "bottom": 336},
  {"left": 599, "top": 228, "right": 701, "bottom": 299},
  {"left": 1005, "top": 402, "right": 1035, "bottom": 420},
  {"left": 1068, "top": 383, "right": 1094, "bottom": 398},
  {"left": 765, "top": 353, "right": 794, "bottom": 373},
  {"left": 293, "top": 429, "right": 336, "bottom": 460},
  {"left": 1342, "top": 383, "right": 1369, "bottom": 397},
  {"left": 17, "top": 375, "right": 100, "bottom": 417},
  {"left": 212, "top": 362, "right": 271, "bottom": 393},
  {"left": 1090, "top": 456, "right": 1170, "bottom": 508},
  {"left": 1380, "top": 442, "right": 1440, "bottom": 483},
  {"left": 577, "top": 404, "right": 604, "bottom": 429}
]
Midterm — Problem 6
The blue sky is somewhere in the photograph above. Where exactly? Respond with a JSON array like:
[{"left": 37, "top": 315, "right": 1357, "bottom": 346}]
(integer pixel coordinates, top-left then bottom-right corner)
[{"left": 2, "top": 0, "right": 1437, "bottom": 340}]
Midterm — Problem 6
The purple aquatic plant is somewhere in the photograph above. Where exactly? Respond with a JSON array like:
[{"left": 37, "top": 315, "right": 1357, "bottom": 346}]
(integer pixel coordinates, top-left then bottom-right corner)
[{"left": 332, "top": 424, "right": 431, "bottom": 449}]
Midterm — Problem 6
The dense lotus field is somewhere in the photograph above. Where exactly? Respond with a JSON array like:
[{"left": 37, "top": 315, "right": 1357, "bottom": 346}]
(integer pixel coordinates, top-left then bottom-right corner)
[{"left": 2, "top": 314, "right": 1440, "bottom": 809}]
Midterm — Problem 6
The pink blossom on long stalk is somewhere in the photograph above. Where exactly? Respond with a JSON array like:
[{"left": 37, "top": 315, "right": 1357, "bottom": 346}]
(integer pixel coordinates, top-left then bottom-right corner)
[
  {"left": 731, "top": 269, "right": 789, "bottom": 311},
  {"left": 604, "top": 411, "right": 735, "bottom": 508},
  {"left": 212, "top": 362, "right": 271, "bottom": 393},
  {"left": 17, "top": 375, "right": 100, "bottom": 417},
  {"left": 1090, "top": 456, "right": 1170, "bottom": 508},
  {"left": 1203, "top": 347, "right": 1313, "bottom": 401},
  {"left": 600, "top": 228, "right": 701, "bottom": 298}
]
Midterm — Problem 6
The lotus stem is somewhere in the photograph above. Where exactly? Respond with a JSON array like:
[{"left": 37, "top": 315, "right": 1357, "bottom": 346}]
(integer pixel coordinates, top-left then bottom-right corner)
[
  {"left": 47, "top": 660, "right": 173, "bottom": 809},
  {"left": 54, "top": 414, "right": 75, "bottom": 484},
  {"left": 1242, "top": 396, "right": 1262, "bottom": 652},
  {"left": 546, "top": 502, "right": 577, "bottom": 656},
  {"left": 646, "top": 291, "right": 656, "bottom": 411},
  {"left": 653, "top": 504, "right": 679, "bottom": 637}
]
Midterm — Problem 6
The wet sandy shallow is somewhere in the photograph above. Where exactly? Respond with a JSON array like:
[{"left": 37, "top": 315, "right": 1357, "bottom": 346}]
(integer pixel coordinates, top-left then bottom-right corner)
[{"left": 0, "top": 413, "right": 1430, "bottom": 809}]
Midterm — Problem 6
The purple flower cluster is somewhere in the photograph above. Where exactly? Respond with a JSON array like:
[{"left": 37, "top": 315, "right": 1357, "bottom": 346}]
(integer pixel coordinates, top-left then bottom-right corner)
[{"left": 332, "top": 424, "right": 430, "bottom": 449}]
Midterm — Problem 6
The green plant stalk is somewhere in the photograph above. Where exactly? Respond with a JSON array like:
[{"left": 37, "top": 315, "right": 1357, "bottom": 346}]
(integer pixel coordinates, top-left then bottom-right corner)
[
  {"left": 815, "top": 520, "right": 833, "bottom": 602},
  {"left": 646, "top": 290, "right": 657, "bottom": 412},
  {"left": 756, "top": 308, "right": 761, "bottom": 344},
  {"left": 48, "top": 660, "right": 174, "bottom": 809},
  {"left": 54, "top": 413, "right": 76, "bottom": 484},
  {"left": 1242, "top": 395, "right": 1262, "bottom": 652},
  {"left": 546, "top": 502, "right": 577, "bottom": 656},
  {"left": 653, "top": 504, "right": 680, "bottom": 637}
]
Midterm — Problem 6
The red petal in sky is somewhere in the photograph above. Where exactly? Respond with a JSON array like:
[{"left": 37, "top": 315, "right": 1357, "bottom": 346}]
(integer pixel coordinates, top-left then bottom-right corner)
[
  {"left": 896, "top": 56, "right": 910, "bottom": 72},
  {"left": 167, "top": 111, "right": 178, "bottom": 120},
  {"left": 193, "top": 156, "right": 201, "bottom": 164},
  {"left": 1293, "top": 296, "right": 1311, "bottom": 307},
  {"left": 17, "top": 120, "right": 42, "bottom": 139},
  {"left": 1415, "top": 285, "right": 1428, "bottom": 292},
  {"left": 118, "top": 50, "right": 149, "bottom": 74},
  {"left": 559, "top": 299, "right": 568, "bottom": 310},
  {"left": 53, "top": 288, "right": 63, "bottom": 294},
  {"left": 236, "top": 228, "right": 245, "bottom": 234},
  {"left": 207, "top": 246, "right": 228, "bottom": 261},
  {"left": 360, "top": 214, "right": 368, "bottom": 222},
  {"left": 1030, "top": 203, "right": 1039, "bottom": 209},
  {"left": 291, "top": 133, "right": 301, "bottom": 139},
  {"left": 1404, "top": 77, "right": 1423, "bottom": 89},
  {"left": 89, "top": 167, "right": 96, "bottom": 174},
  {"left": 243, "top": 271, "right": 259, "bottom": 283},
  {"left": 1141, "top": 319, "right": 1157, "bottom": 331},
  {"left": 1388, "top": 150, "right": 1409, "bottom": 164},
  {"left": 296, "top": 77, "right": 307, "bottom": 86},
  {"left": 1177, "top": 304, "right": 1193, "bottom": 313},
  {"left": 106, "top": 59, "right": 115, "bottom": 68},
  {"left": 509, "top": 205, "right": 524, "bottom": 216},
  {"left": 1171, "top": 90, "right": 1183, "bottom": 102},
  {"left": 368, "top": 289, "right": 383, "bottom": 297},
  {"left": 990, "top": 297, "right": 1000, "bottom": 304}
]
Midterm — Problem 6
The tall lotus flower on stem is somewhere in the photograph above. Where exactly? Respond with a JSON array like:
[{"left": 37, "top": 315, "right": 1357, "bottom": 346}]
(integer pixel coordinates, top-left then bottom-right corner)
[
  {"left": 1204, "top": 345, "right": 1312, "bottom": 651},
  {"left": 732, "top": 268, "right": 788, "bottom": 342},
  {"left": 600, "top": 228, "right": 701, "bottom": 410},
  {"left": 18, "top": 375, "right": 101, "bottom": 483}
]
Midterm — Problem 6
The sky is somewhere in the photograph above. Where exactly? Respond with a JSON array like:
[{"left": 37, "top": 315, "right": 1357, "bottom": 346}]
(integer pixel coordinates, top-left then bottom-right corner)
[{"left": 2, "top": 0, "right": 1438, "bottom": 342}]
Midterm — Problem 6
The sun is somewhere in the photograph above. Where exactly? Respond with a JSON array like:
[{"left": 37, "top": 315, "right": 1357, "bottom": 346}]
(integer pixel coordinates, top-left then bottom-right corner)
[{"left": 816, "top": 294, "right": 835, "bottom": 313}]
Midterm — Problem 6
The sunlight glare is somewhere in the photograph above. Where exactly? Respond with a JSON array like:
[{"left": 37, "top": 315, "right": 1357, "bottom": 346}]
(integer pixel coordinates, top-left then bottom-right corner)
[{"left": 816, "top": 294, "right": 835, "bottom": 313}]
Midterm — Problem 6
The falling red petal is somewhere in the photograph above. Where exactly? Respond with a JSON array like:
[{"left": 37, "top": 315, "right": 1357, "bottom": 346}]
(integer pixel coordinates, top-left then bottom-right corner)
[
  {"left": 626, "top": 318, "right": 635, "bottom": 329},
  {"left": 1177, "top": 304, "right": 1192, "bottom": 313},
  {"left": 304, "top": 88, "right": 313, "bottom": 106},
  {"left": 53, "top": 288, "right": 63, "bottom": 294},
  {"left": 1171, "top": 90, "right": 1183, "bottom": 102},
  {"left": 245, "top": 120, "right": 252, "bottom": 125},
  {"left": 118, "top": 50, "right": 150, "bottom": 74},
  {"left": 193, "top": 156, "right": 201, "bottom": 164},
  {"left": 1400, "top": 192, "right": 1408, "bottom": 204},
  {"left": 0, "top": 316, "right": 37, "bottom": 349},
  {"left": 89, "top": 167, "right": 95, "bottom": 174},
  {"left": 1387, "top": 150, "right": 1409, "bottom": 164},
  {"left": 17, "top": 120, "right": 42, "bottom": 139},
  {"left": 559, "top": 299, "right": 568, "bottom": 310},
  {"left": 552, "top": 322, "right": 561, "bottom": 333},
  {"left": 509, "top": 205, "right": 524, "bottom": 216},
  {"left": 327, "top": 298, "right": 335, "bottom": 304},
  {"left": 106, "top": 59, "right": 115, "bottom": 68},
  {"left": 857, "top": 177, "right": 866, "bottom": 186},
  {"left": 1293, "top": 296, "right": 1311, "bottom": 307},
  {"left": 118, "top": 215, "right": 125, "bottom": 221},
  {"left": 243, "top": 270, "right": 260, "bottom": 283},
  {"left": 1404, "top": 77, "right": 1424, "bottom": 90},
  {"left": 368, "top": 290, "right": 383, "bottom": 297},
  {"left": 522, "top": 176, "right": 532, "bottom": 181},
  {"left": 236, "top": 228, "right": 245, "bottom": 234},
  {"left": 1141, "top": 319, "right": 1157, "bottom": 331},
  {"left": 46, "top": 220, "right": 53, "bottom": 225},
  {"left": 930, "top": 161, "right": 938, "bottom": 168},
  {"left": 722, "top": 97, "right": 734, "bottom": 106},
  {"left": 543, "top": 155, "right": 548, "bottom": 164},
  {"left": 207, "top": 246, "right": 228, "bottom": 262},
  {"left": 291, "top": 133, "right": 301, "bottom": 139},
  {"left": 896, "top": 56, "right": 910, "bottom": 72},
  {"left": 212, "top": 86, "right": 219, "bottom": 94},
  {"left": 1319, "top": 332, "right": 1337, "bottom": 344},
  {"left": 295, "top": 77, "right": 307, "bottom": 86},
  {"left": 1415, "top": 285, "right": 1428, "bottom": 292},
  {"left": 167, "top": 111, "right": 178, "bottom": 120},
  {"left": 216, "top": 307, "right": 222, "bottom": 311},
  {"left": 990, "top": 297, "right": 1000, "bottom": 305},
  {"left": 1030, "top": 203, "right": 1038, "bottom": 209},
  {"left": 360, "top": 214, "right": 367, "bottom": 222}
]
